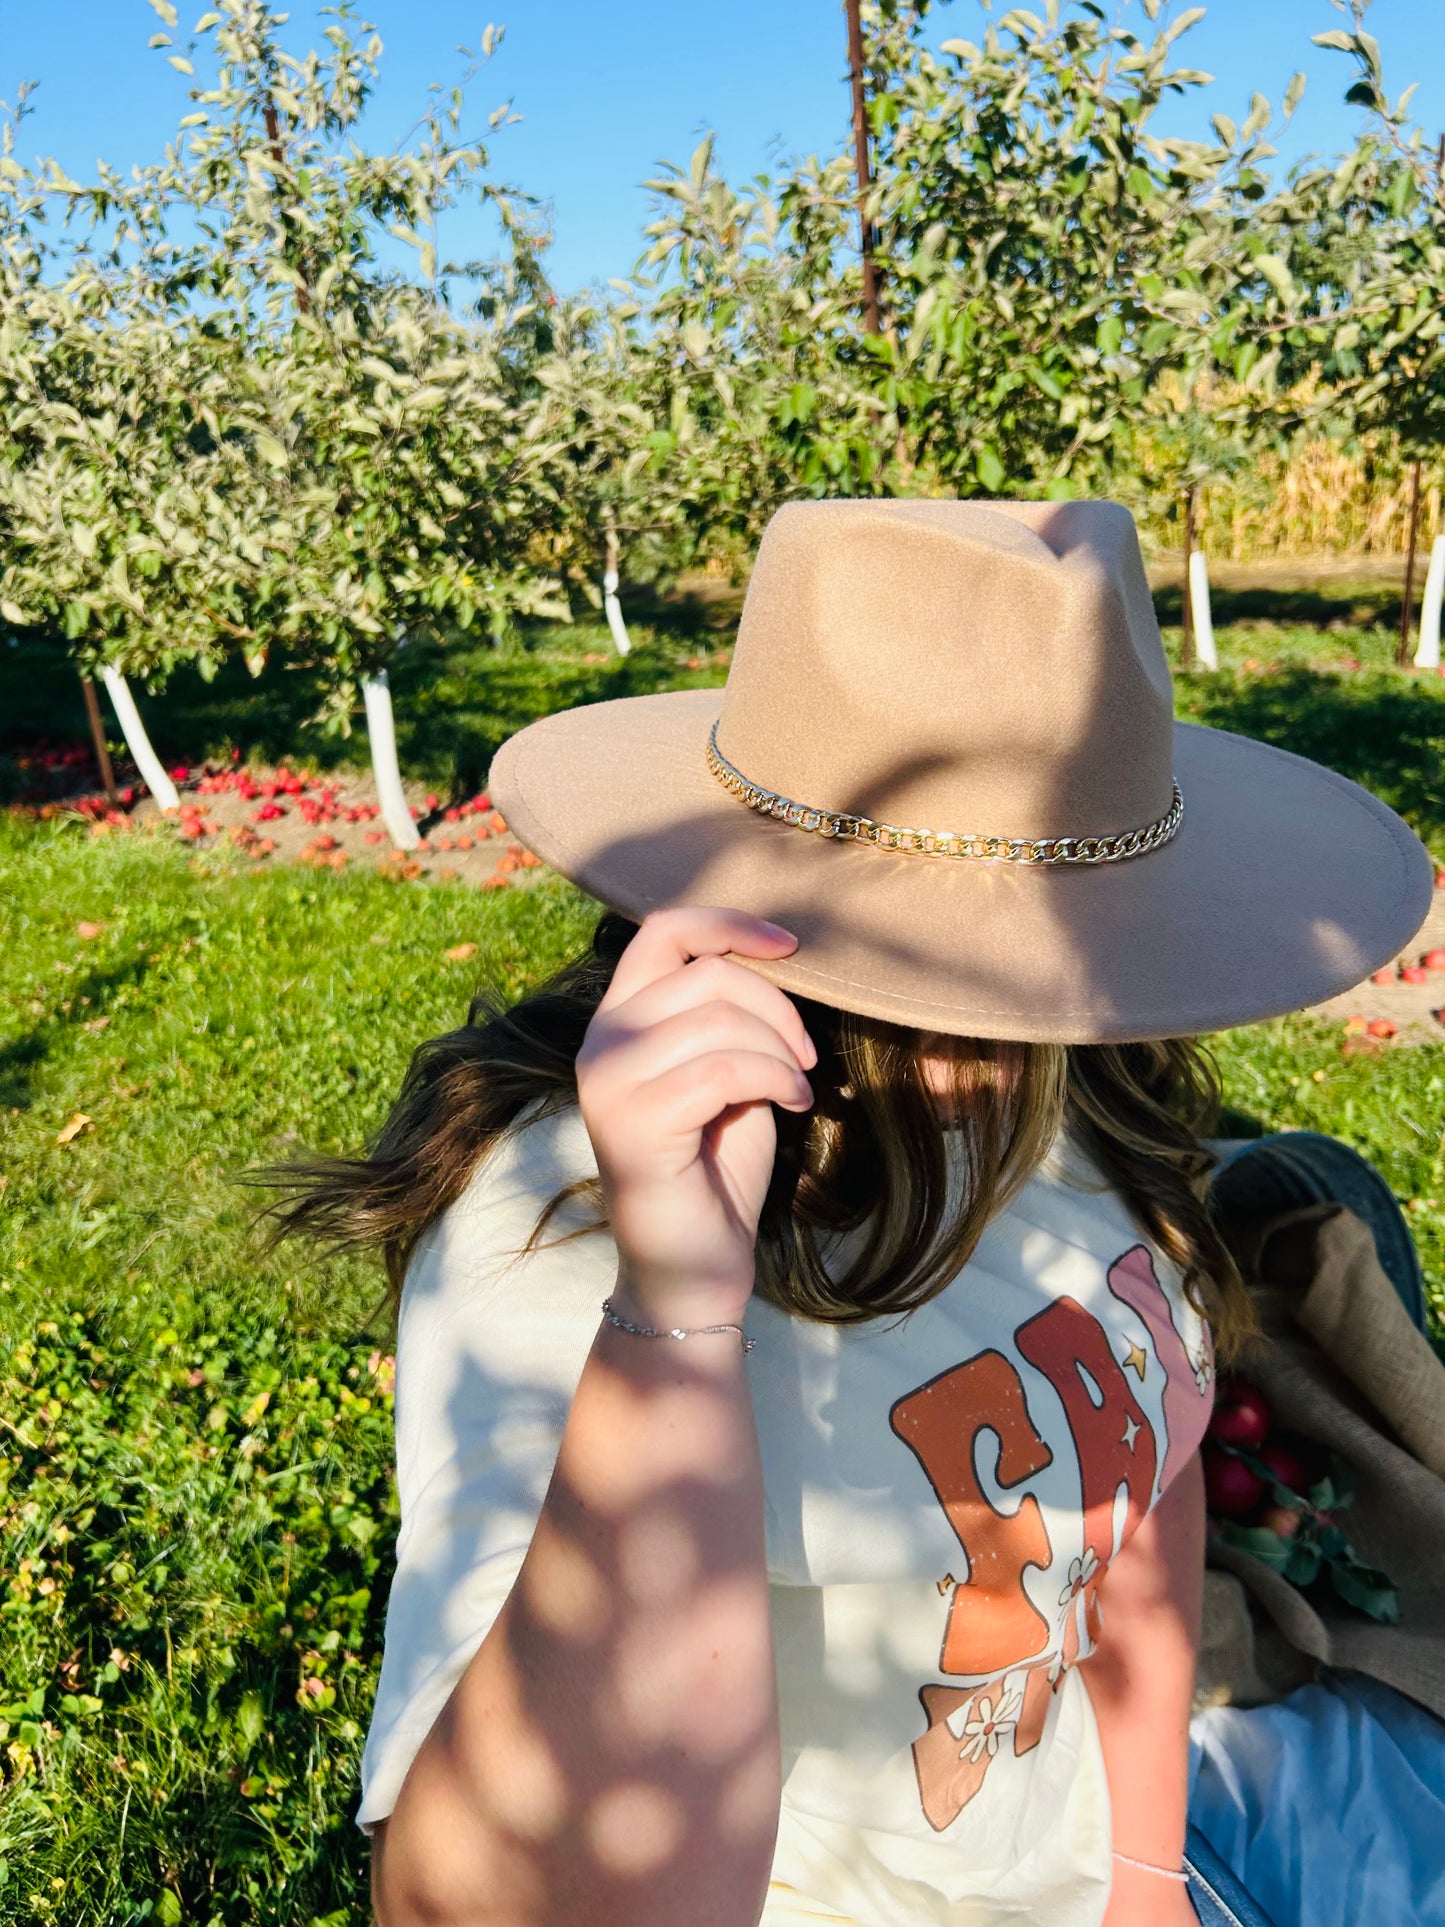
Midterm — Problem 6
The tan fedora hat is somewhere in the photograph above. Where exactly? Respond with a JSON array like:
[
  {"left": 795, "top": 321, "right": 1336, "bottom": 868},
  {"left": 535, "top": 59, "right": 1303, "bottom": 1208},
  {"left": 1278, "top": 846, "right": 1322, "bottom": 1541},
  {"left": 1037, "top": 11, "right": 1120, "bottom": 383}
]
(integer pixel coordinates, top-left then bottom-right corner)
[{"left": 489, "top": 499, "right": 1433, "bottom": 1042}]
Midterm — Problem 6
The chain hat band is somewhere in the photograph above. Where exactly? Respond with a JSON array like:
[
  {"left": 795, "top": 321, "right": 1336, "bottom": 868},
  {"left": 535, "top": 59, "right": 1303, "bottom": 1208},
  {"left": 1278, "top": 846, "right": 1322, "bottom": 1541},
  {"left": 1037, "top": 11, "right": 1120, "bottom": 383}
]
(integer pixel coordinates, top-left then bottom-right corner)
[{"left": 707, "top": 722, "right": 1184, "bottom": 866}]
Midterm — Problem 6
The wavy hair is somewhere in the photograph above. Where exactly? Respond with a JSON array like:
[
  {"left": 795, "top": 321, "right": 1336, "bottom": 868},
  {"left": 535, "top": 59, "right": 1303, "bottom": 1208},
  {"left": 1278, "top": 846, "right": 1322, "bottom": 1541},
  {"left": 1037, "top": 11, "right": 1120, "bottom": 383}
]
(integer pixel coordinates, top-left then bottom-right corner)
[{"left": 258, "top": 911, "right": 1254, "bottom": 1358}]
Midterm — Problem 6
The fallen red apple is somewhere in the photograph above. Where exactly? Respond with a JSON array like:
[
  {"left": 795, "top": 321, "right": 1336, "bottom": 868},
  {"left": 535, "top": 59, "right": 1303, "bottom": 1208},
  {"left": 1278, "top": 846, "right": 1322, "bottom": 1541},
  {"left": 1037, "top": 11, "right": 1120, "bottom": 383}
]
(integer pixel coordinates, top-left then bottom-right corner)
[
  {"left": 1400, "top": 965, "right": 1428, "bottom": 985},
  {"left": 1370, "top": 968, "right": 1394, "bottom": 986},
  {"left": 1207, "top": 1379, "right": 1271, "bottom": 1450},
  {"left": 1367, "top": 1017, "right": 1396, "bottom": 1039},
  {"left": 1424, "top": 949, "right": 1445, "bottom": 972},
  {"left": 1258, "top": 1439, "right": 1311, "bottom": 1495},
  {"left": 1341, "top": 1036, "right": 1382, "bottom": 1058},
  {"left": 1203, "top": 1444, "right": 1265, "bottom": 1519}
]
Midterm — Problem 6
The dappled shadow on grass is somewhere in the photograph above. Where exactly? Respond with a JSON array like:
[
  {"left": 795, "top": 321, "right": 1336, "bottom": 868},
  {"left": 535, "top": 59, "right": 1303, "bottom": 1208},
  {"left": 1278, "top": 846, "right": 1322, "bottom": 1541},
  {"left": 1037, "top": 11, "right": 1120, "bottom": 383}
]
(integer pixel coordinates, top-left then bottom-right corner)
[
  {"left": 0, "top": 953, "right": 153, "bottom": 1112},
  {"left": 1152, "top": 581, "right": 1402, "bottom": 632},
  {"left": 0, "top": 624, "right": 725, "bottom": 798},
  {"left": 1177, "top": 669, "right": 1445, "bottom": 852},
  {"left": 384, "top": 634, "right": 714, "bottom": 799}
]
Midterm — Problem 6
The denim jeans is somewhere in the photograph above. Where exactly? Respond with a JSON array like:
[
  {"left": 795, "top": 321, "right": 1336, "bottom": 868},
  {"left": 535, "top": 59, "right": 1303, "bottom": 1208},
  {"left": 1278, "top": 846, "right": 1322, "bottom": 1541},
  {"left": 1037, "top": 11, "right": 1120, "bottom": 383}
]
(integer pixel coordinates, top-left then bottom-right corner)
[{"left": 1186, "top": 1823, "right": 1279, "bottom": 1926}]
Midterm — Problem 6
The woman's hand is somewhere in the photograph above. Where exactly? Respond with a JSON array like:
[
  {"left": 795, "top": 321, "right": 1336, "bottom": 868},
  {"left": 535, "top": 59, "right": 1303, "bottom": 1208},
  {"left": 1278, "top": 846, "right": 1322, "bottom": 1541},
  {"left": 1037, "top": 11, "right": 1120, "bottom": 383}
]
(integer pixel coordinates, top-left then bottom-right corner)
[{"left": 576, "top": 906, "right": 815, "bottom": 1326}]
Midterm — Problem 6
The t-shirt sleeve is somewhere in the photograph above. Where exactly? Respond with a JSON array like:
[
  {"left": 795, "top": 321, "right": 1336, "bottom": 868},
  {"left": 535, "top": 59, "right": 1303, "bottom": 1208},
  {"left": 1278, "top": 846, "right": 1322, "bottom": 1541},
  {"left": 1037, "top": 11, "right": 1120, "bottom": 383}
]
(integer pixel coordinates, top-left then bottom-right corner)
[{"left": 356, "top": 1105, "right": 613, "bottom": 1831}]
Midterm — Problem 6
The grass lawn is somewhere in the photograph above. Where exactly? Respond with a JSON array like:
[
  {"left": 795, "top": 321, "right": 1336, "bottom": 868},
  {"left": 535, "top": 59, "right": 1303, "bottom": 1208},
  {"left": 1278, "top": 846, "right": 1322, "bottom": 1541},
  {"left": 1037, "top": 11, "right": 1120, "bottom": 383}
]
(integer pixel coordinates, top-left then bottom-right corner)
[{"left": 2, "top": 582, "right": 1444, "bottom": 1923}]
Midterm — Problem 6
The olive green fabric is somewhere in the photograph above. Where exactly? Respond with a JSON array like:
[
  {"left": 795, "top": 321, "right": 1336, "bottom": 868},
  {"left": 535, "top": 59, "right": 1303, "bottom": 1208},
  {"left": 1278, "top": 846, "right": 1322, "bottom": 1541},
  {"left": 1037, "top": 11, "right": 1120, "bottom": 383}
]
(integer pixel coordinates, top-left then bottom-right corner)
[{"left": 1200, "top": 1204, "right": 1445, "bottom": 1720}]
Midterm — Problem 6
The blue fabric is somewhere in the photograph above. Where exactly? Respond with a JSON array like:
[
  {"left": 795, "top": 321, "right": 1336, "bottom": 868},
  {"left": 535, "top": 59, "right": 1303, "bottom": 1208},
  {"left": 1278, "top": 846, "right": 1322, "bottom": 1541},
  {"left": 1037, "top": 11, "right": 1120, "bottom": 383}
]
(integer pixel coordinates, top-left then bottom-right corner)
[
  {"left": 1189, "top": 1676, "right": 1445, "bottom": 1927},
  {"left": 1186, "top": 1823, "right": 1279, "bottom": 1927}
]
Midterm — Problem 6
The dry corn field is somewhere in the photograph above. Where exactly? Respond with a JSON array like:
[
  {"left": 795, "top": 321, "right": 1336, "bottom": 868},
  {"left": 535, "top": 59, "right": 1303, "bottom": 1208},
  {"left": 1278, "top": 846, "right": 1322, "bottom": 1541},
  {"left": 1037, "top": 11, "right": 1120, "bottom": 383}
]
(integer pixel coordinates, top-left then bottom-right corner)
[{"left": 1137, "top": 436, "right": 1444, "bottom": 562}]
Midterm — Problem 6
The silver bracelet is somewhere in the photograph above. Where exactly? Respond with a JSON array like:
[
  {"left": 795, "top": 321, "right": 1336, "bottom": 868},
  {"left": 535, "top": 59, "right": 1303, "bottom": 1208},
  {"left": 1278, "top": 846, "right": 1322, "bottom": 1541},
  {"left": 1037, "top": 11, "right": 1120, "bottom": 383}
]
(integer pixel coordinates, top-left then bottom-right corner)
[
  {"left": 1112, "top": 1849, "right": 1188, "bottom": 1884},
  {"left": 601, "top": 1296, "right": 756, "bottom": 1353}
]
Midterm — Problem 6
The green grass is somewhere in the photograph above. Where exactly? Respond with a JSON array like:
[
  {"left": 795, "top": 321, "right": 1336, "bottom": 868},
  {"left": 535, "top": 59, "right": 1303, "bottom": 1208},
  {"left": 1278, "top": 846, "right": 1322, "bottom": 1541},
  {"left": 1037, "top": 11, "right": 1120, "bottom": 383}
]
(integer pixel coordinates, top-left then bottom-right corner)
[
  {"left": 0, "top": 825, "right": 596, "bottom": 1923},
  {"left": 1, "top": 586, "right": 1443, "bottom": 1921}
]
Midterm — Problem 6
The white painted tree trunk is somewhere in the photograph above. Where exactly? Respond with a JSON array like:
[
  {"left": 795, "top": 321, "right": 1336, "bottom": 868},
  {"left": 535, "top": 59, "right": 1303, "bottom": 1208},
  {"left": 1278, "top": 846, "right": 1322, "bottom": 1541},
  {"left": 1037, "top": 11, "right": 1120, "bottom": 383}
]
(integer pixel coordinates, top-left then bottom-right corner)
[
  {"left": 1188, "top": 549, "right": 1218, "bottom": 669},
  {"left": 1413, "top": 533, "right": 1445, "bottom": 670},
  {"left": 603, "top": 565, "right": 632, "bottom": 656},
  {"left": 362, "top": 669, "right": 421, "bottom": 850},
  {"left": 100, "top": 664, "right": 180, "bottom": 810},
  {"left": 603, "top": 522, "right": 631, "bottom": 656}
]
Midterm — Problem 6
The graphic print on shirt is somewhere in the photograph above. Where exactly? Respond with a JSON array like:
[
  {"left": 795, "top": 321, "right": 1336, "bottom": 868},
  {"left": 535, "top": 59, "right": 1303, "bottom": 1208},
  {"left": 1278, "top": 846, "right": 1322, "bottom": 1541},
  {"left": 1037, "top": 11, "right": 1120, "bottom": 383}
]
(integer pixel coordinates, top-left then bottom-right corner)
[
  {"left": 1104, "top": 1243, "right": 1215, "bottom": 1485},
  {"left": 889, "top": 1245, "right": 1194, "bottom": 1832}
]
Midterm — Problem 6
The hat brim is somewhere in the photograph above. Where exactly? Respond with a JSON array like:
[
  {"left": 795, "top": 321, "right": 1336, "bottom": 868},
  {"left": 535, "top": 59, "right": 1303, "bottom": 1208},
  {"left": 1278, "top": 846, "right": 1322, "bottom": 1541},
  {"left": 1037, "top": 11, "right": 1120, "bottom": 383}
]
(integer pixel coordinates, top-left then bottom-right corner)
[{"left": 489, "top": 690, "right": 1433, "bottom": 1043}]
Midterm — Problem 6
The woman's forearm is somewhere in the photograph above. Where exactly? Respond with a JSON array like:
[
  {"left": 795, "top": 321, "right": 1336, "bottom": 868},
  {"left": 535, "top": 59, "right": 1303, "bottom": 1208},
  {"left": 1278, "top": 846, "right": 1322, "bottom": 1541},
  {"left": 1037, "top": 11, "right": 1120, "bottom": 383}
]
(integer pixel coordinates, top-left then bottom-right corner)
[
  {"left": 1080, "top": 1453, "right": 1203, "bottom": 1919},
  {"left": 373, "top": 1296, "right": 781, "bottom": 1927}
]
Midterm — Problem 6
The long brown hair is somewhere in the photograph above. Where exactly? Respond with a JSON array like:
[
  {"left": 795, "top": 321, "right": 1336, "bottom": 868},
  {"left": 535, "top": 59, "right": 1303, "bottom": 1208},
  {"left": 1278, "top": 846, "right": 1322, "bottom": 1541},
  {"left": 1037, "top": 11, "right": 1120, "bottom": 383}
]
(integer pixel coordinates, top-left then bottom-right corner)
[{"left": 259, "top": 910, "right": 1253, "bottom": 1357}]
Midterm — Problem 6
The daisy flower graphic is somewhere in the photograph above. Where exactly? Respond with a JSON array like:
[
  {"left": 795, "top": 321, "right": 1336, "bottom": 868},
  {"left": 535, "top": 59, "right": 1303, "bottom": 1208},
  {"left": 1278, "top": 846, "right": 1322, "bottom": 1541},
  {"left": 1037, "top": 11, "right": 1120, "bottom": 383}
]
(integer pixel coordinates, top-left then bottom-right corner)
[
  {"left": 957, "top": 1687, "right": 1024, "bottom": 1763},
  {"left": 1058, "top": 1547, "right": 1099, "bottom": 1609}
]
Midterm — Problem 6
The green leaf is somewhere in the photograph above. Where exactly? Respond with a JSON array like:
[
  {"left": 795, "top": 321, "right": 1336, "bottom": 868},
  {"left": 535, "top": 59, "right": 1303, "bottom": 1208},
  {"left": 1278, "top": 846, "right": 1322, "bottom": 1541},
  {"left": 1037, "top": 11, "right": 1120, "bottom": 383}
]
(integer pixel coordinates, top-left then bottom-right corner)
[
  {"left": 236, "top": 1691, "right": 264, "bottom": 1749},
  {"left": 1254, "top": 254, "right": 1295, "bottom": 301},
  {"left": 147, "top": 0, "right": 179, "bottom": 24},
  {"left": 975, "top": 446, "right": 1006, "bottom": 493},
  {"left": 1311, "top": 30, "right": 1356, "bottom": 53},
  {"left": 1163, "top": 6, "right": 1207, "bottom": 41},
  {"left": 1329, "top": 1562, "right": 1400, "bottom": 1624},
  {"left": 1283, "top": 1540, "right": 1322, "bottom": 1586},
  {"left": 253, "top": 431, "right": 289, "bottom": 468},
  {"left": 166, "top": 55, "right": 195, "bottom": 75},
  {"left": 1214, "top": 1522, "right": 1293, "bottom": 1571}
]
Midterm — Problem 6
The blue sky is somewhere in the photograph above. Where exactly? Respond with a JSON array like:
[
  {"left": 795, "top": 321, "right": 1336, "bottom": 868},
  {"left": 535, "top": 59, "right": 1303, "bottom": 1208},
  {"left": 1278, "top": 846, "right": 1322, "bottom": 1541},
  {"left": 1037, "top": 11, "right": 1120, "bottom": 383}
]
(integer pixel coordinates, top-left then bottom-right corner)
[{"left": 3, "top": 1, "right": 1440, "bottom": 295}]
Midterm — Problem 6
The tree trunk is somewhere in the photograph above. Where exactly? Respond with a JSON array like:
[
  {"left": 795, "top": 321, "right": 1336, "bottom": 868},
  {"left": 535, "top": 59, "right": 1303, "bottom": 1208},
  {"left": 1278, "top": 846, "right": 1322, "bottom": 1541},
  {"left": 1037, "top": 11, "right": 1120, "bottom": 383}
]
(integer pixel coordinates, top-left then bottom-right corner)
[
  {"left": 1188, "top": 547, "right": 1218, "bottom": 669},
  {"left": 603, "top": 520, "right": 632, "bottom": 657},
  {"left": 1179, "top": 489, "right": 1198, "bottom": 671},
  {"left": 1416, "top": 532, "right": 1445, "bottom": 670},
  {"left": 100, "top": 665, "right": 180, "bottom": 810},
  {"left": 1398, "top": 459, "right": 1423, "bottom": 667},
  {"left": 79, "top": 672, "right": 119, "bottom": 806},
  {"left": 361, "top": 669, "right": 421, "bottom": 849},
  {"left": 845, "top": 0, "right": 882, "bottom": 338}
]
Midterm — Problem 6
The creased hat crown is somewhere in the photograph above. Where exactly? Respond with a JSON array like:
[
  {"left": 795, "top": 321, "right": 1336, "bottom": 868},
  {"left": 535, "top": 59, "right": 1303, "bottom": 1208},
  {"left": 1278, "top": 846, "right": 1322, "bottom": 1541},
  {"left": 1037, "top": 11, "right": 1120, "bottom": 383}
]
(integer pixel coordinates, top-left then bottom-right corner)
[{"left": 717, "top": 498, "right": 1175, "bottom": 843}]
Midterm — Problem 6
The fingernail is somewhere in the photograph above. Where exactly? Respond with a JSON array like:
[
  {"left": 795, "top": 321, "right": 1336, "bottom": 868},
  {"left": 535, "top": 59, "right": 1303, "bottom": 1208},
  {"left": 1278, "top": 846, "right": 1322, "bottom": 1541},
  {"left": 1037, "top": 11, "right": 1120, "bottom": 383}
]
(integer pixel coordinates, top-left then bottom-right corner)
[{"left": 760, "top": 920, "right": 796, "bottom": 942}]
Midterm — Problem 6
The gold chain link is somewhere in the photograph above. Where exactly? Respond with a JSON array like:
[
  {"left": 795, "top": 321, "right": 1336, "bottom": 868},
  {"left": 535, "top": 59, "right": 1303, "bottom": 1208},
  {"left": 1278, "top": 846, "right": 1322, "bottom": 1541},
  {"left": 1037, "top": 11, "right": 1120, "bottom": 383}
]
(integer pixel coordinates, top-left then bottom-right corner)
[{"left": 706, "top": 723, "right": 1183, "bottom": 866}]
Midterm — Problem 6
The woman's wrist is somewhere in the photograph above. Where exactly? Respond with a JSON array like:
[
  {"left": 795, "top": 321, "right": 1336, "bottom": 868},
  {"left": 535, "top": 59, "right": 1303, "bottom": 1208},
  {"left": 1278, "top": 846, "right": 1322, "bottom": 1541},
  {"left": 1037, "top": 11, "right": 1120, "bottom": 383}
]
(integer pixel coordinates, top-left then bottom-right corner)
[{"left": 608, "top": 1269, "right": 756, "bottom": 1333}]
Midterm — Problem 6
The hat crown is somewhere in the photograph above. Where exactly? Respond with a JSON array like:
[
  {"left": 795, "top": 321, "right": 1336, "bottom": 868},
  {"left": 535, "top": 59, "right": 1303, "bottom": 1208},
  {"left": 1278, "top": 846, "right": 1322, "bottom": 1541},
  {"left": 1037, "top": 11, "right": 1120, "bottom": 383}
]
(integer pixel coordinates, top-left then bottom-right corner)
[{"left": 717, "top": 499, "right": 1175, "bottom": 842}]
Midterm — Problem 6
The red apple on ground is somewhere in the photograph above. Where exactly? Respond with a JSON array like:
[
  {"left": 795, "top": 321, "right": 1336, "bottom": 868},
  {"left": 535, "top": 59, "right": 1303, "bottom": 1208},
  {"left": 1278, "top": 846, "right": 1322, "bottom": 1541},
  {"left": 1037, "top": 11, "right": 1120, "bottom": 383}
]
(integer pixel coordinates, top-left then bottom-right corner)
[
  {"left": 1400, "top": 965, "right": 1428, "bottom": 985},
  {"left": 1424, "top": 949, "right": 1445, "bottom": 972},
  {"left": 1370, "top": 968, "right": 1394, "bottom": 985},
  {"left": 1208, "top": 1379, "right": 1271, "bottom": 1450},
  {"left": 1367, "top": 1017, "right": 1396, "bottom": 1039},
  {"left": 1203, "top": 1444, "right": 1266, "bottom": 1519}
]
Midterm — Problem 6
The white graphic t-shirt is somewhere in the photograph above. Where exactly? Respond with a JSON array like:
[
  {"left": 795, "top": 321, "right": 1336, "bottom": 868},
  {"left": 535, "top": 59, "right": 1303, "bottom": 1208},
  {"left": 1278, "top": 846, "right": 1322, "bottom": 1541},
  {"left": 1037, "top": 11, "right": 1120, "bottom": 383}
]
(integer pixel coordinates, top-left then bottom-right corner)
[{"left": 358, "top": 1106, "right": 1215, "bottom": 1926}]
